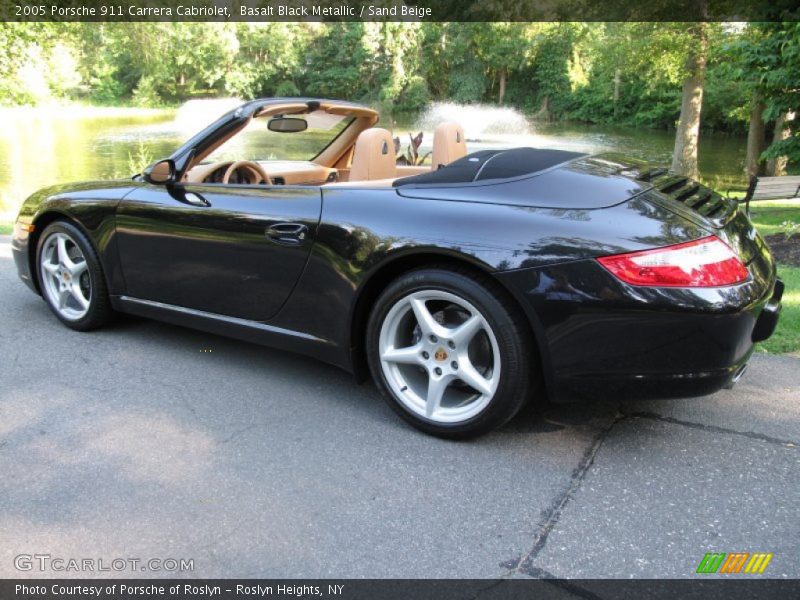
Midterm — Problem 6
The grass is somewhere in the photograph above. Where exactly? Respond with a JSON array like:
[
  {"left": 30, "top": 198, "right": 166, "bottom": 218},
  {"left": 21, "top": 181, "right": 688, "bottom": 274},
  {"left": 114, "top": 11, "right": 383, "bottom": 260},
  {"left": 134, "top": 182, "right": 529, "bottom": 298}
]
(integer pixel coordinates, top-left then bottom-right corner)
[
  {"left": 762, "top": 265, "right": 800, "bottom": 354},
  {"left": 0, "top": 221, "right": 11, "bottom": 235},
  {"left": 748, "top": 204, "right": 800, "bottom": 237},
  {"left": 748, "top": 201, "right": 799, "bottom": 354}
]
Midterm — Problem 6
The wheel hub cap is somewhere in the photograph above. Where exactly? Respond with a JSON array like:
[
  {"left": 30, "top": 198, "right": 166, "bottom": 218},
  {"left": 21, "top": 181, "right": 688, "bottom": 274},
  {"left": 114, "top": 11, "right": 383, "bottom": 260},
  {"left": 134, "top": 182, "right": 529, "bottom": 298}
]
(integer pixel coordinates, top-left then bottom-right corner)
[
  {"left": 39, "top": 232, "right": 92, "bottom": 321},
  {"left": 378, "top": 290, "right": 501, "bottom": 424}
]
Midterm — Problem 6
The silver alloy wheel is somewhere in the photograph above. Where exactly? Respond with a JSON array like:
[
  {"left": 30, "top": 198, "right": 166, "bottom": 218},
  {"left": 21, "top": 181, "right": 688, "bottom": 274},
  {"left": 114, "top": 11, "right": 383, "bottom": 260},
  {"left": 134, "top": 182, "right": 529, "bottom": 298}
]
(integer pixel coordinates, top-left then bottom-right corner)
[
  {"left": 378, "top": 290, "right": 501, "bottom": 424},
  {"left": 39, "top": 232, "right": 92, "bottom": 321}
]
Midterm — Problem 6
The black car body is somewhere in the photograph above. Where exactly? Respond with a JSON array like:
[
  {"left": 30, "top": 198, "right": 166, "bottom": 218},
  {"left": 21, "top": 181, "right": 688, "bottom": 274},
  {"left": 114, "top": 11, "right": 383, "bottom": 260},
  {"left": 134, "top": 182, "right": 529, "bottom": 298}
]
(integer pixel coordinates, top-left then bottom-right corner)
[{"left": 11, "top": 98, "right": 782, "bottom": 434}]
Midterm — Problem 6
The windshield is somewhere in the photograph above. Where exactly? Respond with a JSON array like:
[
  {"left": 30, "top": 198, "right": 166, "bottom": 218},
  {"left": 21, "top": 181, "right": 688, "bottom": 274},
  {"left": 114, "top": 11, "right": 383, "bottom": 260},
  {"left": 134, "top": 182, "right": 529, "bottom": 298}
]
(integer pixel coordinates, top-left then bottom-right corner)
[{"left": 206, "top": 111, "right": 354, "bottom": 162}]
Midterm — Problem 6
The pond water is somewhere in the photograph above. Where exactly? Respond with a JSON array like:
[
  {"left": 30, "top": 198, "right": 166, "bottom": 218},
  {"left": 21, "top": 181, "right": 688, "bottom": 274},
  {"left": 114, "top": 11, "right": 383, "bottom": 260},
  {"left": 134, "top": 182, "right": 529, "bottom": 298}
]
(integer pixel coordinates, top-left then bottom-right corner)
[{"left": 0, "top": 101, "right": 750, "bottom": 222}]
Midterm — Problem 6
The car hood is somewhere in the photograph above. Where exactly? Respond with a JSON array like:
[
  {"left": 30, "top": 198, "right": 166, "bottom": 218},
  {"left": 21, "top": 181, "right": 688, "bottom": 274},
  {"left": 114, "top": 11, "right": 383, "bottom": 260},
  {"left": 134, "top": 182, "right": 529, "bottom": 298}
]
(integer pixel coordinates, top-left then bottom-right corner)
[
  {"left": 394, "top": 153, "right": 659, "bottom": 210},
  {"left": 34, "top": 179, "right": 137, "bottom": 198}
]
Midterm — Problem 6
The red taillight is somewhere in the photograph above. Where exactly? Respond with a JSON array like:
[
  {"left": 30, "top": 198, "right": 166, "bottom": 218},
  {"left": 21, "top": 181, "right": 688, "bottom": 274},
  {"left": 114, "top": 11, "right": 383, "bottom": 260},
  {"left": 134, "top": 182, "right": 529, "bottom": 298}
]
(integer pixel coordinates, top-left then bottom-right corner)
[{"left": 597, "top": 236, "right": 749, "bottom": 287}]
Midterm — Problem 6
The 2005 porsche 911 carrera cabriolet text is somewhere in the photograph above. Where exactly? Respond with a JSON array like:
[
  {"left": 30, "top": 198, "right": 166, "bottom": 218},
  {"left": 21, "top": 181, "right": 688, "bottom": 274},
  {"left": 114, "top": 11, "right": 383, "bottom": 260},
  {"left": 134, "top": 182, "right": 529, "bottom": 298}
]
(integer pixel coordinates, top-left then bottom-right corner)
[{"left": 11, "top": 98, "right": 784, "bottom": 438}]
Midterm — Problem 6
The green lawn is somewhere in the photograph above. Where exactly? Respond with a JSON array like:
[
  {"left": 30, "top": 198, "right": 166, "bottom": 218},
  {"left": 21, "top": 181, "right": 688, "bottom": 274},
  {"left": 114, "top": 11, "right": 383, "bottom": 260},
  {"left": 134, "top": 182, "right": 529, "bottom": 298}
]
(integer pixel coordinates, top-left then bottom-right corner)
[
  {"left": 749, "top": 205, "right": 800, "bottom": 237},
  {"left": 748, "top": 202, "right": 799, "bottom": 354},
  {"left": 764, "top": 265, "right": 800, "bottom": 354},
  {"left": 0, "top": 221, "right": 11, "bottom": 235}
]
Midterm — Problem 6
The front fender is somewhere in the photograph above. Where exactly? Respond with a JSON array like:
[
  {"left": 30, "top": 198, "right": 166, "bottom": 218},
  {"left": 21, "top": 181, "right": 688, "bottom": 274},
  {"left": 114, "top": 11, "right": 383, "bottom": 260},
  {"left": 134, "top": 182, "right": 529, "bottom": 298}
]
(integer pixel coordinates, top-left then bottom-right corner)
[{"left": 15, "top": 181, "right": 137, "bottom": 296}]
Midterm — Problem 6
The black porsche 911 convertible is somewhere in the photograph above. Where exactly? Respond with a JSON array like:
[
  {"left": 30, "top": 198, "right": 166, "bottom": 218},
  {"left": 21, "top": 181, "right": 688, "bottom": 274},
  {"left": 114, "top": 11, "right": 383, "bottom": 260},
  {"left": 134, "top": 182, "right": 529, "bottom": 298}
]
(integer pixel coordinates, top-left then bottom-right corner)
[{"left": 11, "top": 98, "right": 783, "bottom": 437}]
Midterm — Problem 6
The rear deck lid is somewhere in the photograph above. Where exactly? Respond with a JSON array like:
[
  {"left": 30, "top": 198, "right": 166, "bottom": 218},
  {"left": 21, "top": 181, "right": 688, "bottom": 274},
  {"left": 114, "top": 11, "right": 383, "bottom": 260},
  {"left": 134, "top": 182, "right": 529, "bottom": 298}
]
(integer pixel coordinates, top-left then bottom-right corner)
[{"left": 394, "top": 152, "right": 654, "bottom": 210}]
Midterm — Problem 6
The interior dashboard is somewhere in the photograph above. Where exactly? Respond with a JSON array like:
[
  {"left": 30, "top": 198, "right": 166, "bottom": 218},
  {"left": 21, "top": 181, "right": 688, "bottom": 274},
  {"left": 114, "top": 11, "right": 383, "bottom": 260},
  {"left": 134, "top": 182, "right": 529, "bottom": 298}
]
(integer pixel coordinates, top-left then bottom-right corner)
[{"left": 185, "top": 160, "right": 339, "bottom": 186}]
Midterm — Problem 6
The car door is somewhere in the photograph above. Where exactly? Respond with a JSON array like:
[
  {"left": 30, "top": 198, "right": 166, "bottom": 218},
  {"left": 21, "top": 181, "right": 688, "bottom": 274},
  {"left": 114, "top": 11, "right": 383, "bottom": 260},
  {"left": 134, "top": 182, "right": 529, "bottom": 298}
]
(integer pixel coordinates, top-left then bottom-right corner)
[{"left": 115, "top": 182, "right": 321, "bottom": 322}]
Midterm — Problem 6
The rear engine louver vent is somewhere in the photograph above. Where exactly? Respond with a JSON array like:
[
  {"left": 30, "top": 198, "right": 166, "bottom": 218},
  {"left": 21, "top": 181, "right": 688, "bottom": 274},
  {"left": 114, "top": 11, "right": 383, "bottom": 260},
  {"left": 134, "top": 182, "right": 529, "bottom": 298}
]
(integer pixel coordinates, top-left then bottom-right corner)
[{"left": 638, "top": 168, "right": 734, "bottom": 223}]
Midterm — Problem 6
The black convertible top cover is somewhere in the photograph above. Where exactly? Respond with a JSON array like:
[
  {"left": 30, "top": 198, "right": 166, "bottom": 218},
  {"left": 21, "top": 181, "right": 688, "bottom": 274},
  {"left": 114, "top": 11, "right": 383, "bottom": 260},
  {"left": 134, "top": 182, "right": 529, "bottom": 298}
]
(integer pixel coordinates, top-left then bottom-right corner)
[{"left": 393, "top": 147, "right": 585, "bottom": 187}]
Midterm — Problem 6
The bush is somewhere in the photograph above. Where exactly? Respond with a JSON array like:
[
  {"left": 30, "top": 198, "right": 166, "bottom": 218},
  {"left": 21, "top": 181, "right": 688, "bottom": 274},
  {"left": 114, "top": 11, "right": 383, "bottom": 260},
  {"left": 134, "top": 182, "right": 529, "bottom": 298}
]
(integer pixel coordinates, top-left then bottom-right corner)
[
  {"left": 448, "top": 62, "right": 486, "bottom": 104},
  {"left": 89, "top": 73, "right": 126, "bottom": 105},
  {"left": 630, "top": 86, "right": 681, "bottom": 129},
  {"left": 127, "top": 138, "right": 154, "bottom": 175},
  {"left": 504, "top": 66, "right": 540, "bottom": 112},
  {"left": 132, "top": 75, "right": 161, "bottom": 107},
  {"left": 396, "top": 76, "right": 430, "bottom": 112},
  {"left": 275, "top": 80, "right": 300, "bottom": 97}
]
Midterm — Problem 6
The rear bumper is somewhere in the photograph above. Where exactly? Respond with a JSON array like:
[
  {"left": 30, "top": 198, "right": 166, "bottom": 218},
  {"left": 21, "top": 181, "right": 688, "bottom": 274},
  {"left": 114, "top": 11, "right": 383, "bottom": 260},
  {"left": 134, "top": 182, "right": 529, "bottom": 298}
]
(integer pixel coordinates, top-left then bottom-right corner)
[
  {"left": 752, "top": 278, "right": 783, "bottom": 343},
  {"left": 551, "top": 349, "right": 754, "bottom": 402},
  {"left": 497, "top": 259, "right": 780, "bottom": 403}
]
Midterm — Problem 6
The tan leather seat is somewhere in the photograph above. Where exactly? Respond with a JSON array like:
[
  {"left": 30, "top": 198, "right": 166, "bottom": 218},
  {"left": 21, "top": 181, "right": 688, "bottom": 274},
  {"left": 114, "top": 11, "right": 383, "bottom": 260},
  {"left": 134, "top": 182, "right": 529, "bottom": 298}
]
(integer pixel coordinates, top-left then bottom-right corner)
[
  {"left": 431, "top": 122, "right": 467, "bottom": 169},
  {"left": 349, "top": 128, "right": 396, "bottom": 182}
]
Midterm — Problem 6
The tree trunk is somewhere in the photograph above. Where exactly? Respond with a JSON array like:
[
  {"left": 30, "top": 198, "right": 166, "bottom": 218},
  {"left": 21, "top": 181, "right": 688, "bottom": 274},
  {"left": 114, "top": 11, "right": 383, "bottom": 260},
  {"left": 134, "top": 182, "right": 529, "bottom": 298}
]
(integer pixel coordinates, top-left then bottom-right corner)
[
  {"left": 498, "top": 66, "right": 507, "bottom": 105},
  {"left": 766, "top": 111, "right": 794, "bottom": 176},
  {"left": 671, "top": 24, "right": 709, "bottom": 179},
  {"left": 745, "top": 95, "right": 766, "bottom": 179},
  {"left": 534, "top": 95, "right": 550, "bottom": 121},
  {"left": 613, "top": 69, "right": 621, "bottom": 118}
]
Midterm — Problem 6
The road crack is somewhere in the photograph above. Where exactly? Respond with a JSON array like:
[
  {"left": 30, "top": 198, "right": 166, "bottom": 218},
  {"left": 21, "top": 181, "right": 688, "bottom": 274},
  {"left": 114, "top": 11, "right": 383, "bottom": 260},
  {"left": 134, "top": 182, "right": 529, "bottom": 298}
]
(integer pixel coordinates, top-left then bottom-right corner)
[
  {"left": 501, "top": 405, "right": 797, "bottom": 579},
  {"left": 626, "top": 411, "right": 799, "bottom": 448},
  {"left": 220, "top": 424, "right": 259, "bottom": 444},
  {"left": 501, "top": 411, "right": 625, "bottom": 577}
]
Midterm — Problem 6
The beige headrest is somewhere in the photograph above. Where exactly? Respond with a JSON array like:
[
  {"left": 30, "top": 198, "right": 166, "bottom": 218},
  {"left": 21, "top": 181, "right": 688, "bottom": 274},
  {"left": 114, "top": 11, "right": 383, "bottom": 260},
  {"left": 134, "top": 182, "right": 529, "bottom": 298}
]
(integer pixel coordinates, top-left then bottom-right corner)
[
  {"left": 431, "top": 122, "right": 466, "bottom": 169},
  {"left": 349, "top": 128, "right": 396, "bottom": 182}
]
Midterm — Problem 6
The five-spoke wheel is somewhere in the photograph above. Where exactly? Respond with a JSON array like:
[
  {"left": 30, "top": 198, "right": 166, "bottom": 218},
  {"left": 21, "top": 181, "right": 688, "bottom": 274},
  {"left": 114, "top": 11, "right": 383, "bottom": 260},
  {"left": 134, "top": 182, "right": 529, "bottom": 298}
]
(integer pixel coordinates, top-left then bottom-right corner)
[
  {"left": 367, "top": 267, "right": 537, "bottom": 438},
  {"left": 379, "top": 290, "right": 500, "bottom": 423},
  {"left": 36, "top": 221, "right": 114, "bottom": 330},
  {"left": 39, "top": 232, "right": 92, "bottom": 321}
]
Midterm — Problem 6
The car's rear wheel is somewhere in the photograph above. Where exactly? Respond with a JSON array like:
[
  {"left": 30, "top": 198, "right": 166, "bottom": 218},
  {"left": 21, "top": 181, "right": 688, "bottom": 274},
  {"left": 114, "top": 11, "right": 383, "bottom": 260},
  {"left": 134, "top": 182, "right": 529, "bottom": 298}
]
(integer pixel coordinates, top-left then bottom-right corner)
[
  {"left": 36, "top": 221, "right": 114, "bottom": 331},
  {"left": 366, "top": 267, "right": 537, "bottom": 438}
]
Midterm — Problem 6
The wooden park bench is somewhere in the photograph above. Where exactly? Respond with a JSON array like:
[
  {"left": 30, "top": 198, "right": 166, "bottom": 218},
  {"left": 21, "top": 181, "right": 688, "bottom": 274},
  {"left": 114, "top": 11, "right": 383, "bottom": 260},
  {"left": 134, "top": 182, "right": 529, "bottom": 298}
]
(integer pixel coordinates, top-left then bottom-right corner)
[{"left": 730, "top": 175, "right": 800, "bottom": 215}]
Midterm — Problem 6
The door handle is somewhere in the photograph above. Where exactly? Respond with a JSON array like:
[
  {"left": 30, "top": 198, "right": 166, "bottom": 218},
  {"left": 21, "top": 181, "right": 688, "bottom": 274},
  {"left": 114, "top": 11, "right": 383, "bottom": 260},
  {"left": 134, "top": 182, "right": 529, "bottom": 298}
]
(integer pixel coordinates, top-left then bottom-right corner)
[
  {"left": 266, "top": 223, "right": 308, "bottom": 245},
  {"left": 167, "top": 186, "right": 210, "bottom": 207},
  {"left": 182, "top": 192, "right": 210, "bottom": 207}
]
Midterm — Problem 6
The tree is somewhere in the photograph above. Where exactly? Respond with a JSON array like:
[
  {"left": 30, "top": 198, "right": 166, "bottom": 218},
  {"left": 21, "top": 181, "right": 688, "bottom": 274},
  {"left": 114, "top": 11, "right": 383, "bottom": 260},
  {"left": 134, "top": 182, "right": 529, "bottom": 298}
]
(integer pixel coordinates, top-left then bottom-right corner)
[
  {"left": 749, "top": 23, "right": 800, "bottom": 168},
  {"left": 303, "top": 24, "right": 371, "bottom": 99},
  {"left": 225, "top": 23, "right": 308, "bottom": 98},
  {"left": 474, "top": 23, "right": 534, "bottom": 104},
  {"left": 565, "top": 23, "right": 703, "bottom": 129},
  {"left": 745, "top": 93, "right": 766, "bottom": 178},
  {"left": 0, "top": 20, "right": 795, "bottom": 191},
  {"left": 728, "top": 22, "right": 800, "bottom": 176},
  {"left": 766, "top": 112, "right": 795, "bottom": 176},
  {"left": 434, "top": 24, "right": 487, "bottom": 104},
  {"left": 671, "top": 23, "right": 709, "bottom": 178},
  {"left": 530, "top": 24, "right": 577, "bottom": 120},
  {"left": 0, "top": 23, "right": 76, "bottom": 104},
  {"left": 364, "top": 22, "right": 423, "bottom": 108}
]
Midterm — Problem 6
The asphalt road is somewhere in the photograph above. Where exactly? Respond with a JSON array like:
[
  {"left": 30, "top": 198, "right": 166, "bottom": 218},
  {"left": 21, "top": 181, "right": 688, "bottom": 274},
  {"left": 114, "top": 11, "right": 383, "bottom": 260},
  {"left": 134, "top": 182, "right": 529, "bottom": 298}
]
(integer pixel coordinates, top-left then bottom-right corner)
[{"left": 1, "top": 235, "right": 798, "bottom": 579}]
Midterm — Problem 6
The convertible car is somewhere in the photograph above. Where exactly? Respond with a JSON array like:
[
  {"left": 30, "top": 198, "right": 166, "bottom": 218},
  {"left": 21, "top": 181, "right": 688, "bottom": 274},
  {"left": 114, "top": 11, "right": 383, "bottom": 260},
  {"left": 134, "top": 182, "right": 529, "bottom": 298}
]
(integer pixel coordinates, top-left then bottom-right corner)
[{"left": 11, "top": 98, "right": 783, "bottom": 438}]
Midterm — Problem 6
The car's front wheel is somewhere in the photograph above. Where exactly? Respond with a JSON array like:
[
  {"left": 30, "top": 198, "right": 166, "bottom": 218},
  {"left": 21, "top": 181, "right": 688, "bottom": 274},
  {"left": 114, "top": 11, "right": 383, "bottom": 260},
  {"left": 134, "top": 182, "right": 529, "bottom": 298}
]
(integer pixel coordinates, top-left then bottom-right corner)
[
  {"left": 36, "top": 220, "right": 114, "bottom": 331},
  {"left": 366, "top": 267, "right": 537, "bottom": 438}
]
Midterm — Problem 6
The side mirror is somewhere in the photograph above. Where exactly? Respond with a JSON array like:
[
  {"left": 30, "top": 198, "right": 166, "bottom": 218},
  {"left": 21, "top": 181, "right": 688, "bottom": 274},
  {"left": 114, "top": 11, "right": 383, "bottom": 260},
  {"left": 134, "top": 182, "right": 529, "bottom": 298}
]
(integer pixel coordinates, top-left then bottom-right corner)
[{"left": 143, "top": 159, "right": 176, "bottom": 185}]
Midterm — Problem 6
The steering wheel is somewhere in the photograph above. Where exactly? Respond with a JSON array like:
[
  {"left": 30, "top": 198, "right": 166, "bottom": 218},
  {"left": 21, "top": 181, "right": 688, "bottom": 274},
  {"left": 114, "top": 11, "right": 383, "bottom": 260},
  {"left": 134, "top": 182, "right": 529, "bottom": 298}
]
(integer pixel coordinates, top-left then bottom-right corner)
[{"left": 222, "top": 161, "right": 271, "bottom": 185}]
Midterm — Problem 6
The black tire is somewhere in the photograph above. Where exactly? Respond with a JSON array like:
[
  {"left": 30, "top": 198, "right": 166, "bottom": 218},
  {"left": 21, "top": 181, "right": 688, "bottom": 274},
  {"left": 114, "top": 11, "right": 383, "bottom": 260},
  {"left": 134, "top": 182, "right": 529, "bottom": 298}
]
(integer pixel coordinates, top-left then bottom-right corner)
[
  {"left": 35, "top": 220, "right": 114, "bottom": 331},
  {"left": 366, "top": 265, "right": 539, "bottom": 439}
]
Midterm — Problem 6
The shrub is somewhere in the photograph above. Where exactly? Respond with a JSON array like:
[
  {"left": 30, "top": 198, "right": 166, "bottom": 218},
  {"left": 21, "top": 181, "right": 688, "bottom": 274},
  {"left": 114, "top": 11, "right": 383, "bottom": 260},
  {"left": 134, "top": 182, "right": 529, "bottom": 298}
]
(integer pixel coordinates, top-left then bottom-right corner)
[
  {"left": 448, "top": 62, "right": 486, "bottom": 104},
  {"left": 396, "top": 76, "right": 431, "bottom": 112},
  {"left": 132, "top": 75, "right": 161, "bottom": 107},
  {"left": 275, "top": 80, "right": 300, "bottom": 97}
]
